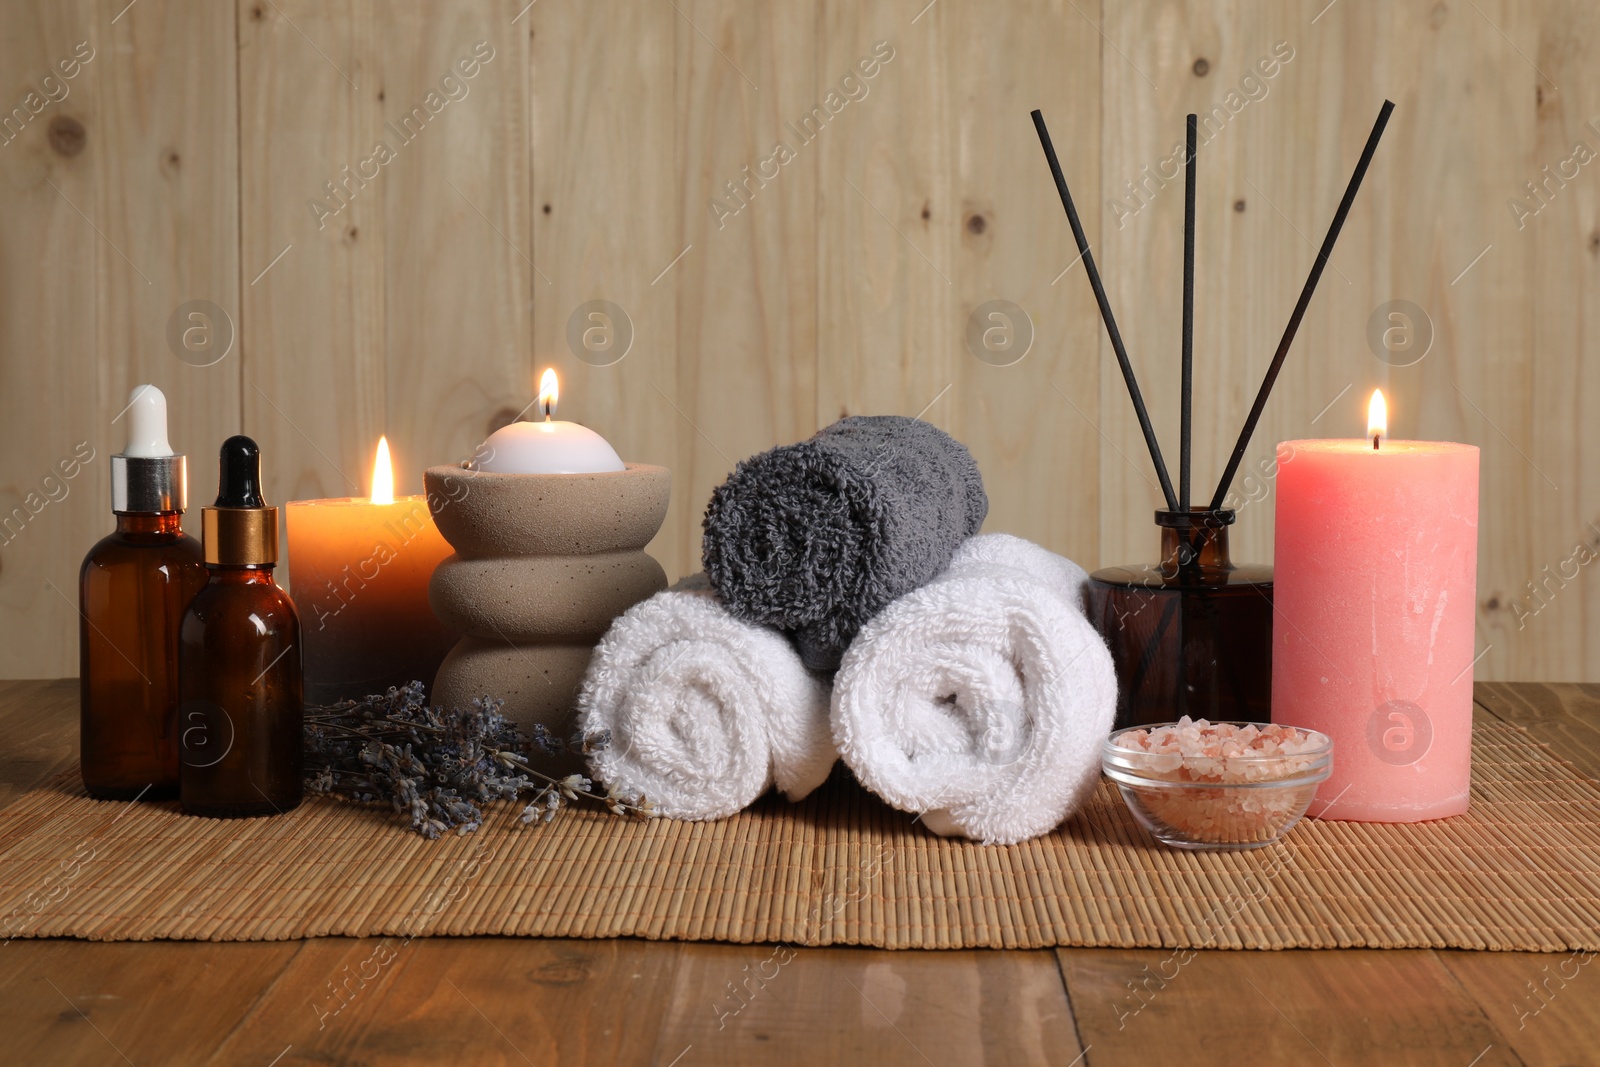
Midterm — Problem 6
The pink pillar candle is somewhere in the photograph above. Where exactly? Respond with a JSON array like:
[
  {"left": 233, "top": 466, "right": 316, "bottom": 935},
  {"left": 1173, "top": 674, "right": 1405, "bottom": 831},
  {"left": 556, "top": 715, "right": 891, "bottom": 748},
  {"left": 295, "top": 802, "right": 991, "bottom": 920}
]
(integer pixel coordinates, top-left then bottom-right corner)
[{"left": 1271, "top": 438, "right": 1479, "bottom": 822}]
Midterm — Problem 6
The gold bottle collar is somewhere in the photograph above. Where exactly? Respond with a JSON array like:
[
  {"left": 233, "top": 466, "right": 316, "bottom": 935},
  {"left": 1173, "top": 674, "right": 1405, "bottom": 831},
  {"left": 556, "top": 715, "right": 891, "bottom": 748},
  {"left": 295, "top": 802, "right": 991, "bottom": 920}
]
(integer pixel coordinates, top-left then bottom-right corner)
[{"left": 202, "top": 506, "right": 279, "bottom": 565}]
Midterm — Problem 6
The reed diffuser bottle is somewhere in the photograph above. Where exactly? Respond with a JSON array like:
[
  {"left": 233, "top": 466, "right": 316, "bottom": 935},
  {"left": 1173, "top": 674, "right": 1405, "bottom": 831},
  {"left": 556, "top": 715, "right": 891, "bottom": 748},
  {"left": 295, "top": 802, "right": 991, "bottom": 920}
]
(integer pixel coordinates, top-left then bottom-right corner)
[
  {"left": 1086, "top": 510, "right": 1272, "bottom": 727},
  {"left": 1032, "top": 102, "right": 1393, "bottom": 728},
  {"left": 179, "top": 435, "right": 303, "bottom": 817},
  {"left": 80, "top": 385, "right": 208, "bottom": 799}
]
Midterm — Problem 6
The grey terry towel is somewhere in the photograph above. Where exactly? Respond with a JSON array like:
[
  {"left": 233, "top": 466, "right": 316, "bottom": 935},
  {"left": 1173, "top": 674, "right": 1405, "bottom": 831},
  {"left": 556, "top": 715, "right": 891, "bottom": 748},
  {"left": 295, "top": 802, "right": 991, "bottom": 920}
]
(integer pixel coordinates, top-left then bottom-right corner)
[{"left": 701, "top": 415, "right": 988, "bottom": 671}]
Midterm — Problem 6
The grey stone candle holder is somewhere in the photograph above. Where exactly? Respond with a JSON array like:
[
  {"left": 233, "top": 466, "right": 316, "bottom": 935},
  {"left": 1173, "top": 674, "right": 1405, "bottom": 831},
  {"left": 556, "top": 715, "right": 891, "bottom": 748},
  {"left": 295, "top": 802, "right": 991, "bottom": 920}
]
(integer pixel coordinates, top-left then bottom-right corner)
[{"left": 423, "top": 463, "right": 670, "bottom": 760}]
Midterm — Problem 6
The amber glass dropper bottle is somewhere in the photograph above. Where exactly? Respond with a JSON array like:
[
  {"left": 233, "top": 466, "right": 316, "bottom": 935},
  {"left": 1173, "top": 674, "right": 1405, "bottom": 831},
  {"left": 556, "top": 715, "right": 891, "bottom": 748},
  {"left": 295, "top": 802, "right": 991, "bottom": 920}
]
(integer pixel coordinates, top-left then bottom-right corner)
[
  {"left": 80, "top": 385, "right": 208, "bottom": 800},
  {"left": 179, "top": 435, "right": 304, "bottom": 817}
]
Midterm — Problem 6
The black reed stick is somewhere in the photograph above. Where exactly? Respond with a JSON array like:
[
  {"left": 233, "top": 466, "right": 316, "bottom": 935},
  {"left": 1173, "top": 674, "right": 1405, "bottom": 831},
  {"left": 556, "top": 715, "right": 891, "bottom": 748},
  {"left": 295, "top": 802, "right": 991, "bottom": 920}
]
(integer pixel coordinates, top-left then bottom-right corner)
[
  {"left": 1181, "top": 113, "right": 1197, "bottom": 512},
  {"left": 1208, "top": 99, "right": 1395, "bottom": 511},
  {"left": 1032, "top": 108, "right": 1178, "bottom": 512}
]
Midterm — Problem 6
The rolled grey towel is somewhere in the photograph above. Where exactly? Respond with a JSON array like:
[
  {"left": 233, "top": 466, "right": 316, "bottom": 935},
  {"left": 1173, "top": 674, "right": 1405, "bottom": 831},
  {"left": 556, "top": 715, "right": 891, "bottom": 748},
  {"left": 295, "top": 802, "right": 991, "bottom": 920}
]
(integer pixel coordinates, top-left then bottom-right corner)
[{"left": 702, "top": 415, "right": 988, "bottom": 671}]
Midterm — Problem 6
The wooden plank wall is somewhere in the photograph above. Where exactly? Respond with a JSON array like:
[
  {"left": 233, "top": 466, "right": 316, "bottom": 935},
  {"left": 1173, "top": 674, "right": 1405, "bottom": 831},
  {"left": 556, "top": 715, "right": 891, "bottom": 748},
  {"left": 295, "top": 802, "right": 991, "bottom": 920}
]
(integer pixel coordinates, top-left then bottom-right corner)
[{"left": 1, "top": 0, "right": 1595, "bottom": 684}]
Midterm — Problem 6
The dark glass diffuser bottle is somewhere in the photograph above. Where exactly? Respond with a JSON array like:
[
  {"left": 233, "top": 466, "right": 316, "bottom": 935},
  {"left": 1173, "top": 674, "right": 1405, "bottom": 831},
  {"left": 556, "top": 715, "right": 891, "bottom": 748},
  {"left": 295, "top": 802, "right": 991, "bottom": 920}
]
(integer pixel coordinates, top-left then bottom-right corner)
[
  {"left": 80, "top": 386, "right": 208, "bottom": 799},
  {"left": 179, "top": 436, "right": 303, "bottom": 817},
  {"left": 1085, "top": 509, "right": 1273, "bottom": 729}
]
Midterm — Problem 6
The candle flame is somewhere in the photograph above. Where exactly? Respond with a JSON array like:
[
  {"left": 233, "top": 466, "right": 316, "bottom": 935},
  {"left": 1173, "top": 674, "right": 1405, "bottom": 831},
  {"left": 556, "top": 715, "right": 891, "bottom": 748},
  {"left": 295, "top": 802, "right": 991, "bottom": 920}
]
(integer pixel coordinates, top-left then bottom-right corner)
[
  {"left": 371, "top": 435, "right": 395, "bottom": 504},
  {"left": 1368, "top": 389, "right": 1387, "bottom": 449},
  {"left": 539, "top": 368, "right": 559, "bottom": 421}
]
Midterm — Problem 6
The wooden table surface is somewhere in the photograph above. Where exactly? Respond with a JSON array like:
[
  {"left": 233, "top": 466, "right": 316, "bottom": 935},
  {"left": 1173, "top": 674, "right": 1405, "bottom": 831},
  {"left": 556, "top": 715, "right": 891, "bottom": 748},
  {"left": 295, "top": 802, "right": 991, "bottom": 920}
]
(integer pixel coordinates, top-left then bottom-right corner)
[{"left": 1, "top": 680, "right": 1596, "bottom": 1067}]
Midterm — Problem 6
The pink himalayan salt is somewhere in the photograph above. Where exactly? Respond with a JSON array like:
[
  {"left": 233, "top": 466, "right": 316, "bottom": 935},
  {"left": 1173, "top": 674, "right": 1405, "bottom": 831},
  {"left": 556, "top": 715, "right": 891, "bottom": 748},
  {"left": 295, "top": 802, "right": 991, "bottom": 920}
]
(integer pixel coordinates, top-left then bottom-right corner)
[
  {"left": 1113, "top": 717, "right": 1323, "bottom": 783},
  {"left": 1111, "top": 719, "right": 1326, "bottom": 844}
]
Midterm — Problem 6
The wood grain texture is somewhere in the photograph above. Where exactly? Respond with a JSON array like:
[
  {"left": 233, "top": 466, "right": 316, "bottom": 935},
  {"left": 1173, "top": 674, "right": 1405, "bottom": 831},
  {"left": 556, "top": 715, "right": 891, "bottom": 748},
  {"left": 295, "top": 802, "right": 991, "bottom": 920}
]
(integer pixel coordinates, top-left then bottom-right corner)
[
  {"left": 817, "top": 0, "right": 1104, "bottom": 566},
  {"left": 5, "top": 1, "right": 1600, "bottom": 682},
  {"left": 1473, "top": 0, "right": 1600, "bottom": 687},
  {"left": 0, "top": 0, "right": 99, "bottom": 681},
  {"left": 653, "top": 943, "right": 1084, "bottom": 1066},
  {"left": 0, "top": 940, "right": 304, "bottom": 1066},
  {"left": 530, "top": 0, "right": 687, "bottom": 572},
  {"left": 382, "top": 3, "right": 531, "bottom": 497},
  {"left": 1098, "top": 1, "right": 1320, "bottom": 560},
  {"left": 1058, "top": 948, "right": 1517, "bottom": 1067},
  {"left": 207, "top": 937, "right": 685, "bottom": 1065},
  {"left": 1440, "top": 948, "right": 1600, "bottom": 1067},
  {"left": 0, "top": 678, "right": 77, "bottom": 806},
  {"left": 239, "top": 0, "right": 393, "bottom": 508},
  {"left": 666, "top": 0, "right": 819, "bottom": 577},
  {"left": 91, "top": 0, "right": 242, "bottom": 517},
  {"left": 1476, "top": 680, "right": 1600, "bottom": 777},
  {"left": 0, "top": 0, "right": 238, "bottom": 677}
]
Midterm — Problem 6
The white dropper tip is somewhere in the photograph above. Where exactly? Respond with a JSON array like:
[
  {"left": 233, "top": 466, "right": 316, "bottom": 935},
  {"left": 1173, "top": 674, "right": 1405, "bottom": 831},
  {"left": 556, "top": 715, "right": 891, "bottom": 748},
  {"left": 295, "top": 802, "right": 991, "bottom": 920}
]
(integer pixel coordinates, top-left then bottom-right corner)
[{"left": 123, "top": 384, "right": 174, "bottom": 457}]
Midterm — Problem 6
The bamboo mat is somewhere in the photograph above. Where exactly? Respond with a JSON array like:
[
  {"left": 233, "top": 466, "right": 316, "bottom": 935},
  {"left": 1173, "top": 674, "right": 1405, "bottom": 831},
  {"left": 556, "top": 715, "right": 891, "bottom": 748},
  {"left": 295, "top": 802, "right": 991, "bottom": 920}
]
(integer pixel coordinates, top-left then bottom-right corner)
[{"left": 1, "top": 722, "right": 1596, "bottom": 950}]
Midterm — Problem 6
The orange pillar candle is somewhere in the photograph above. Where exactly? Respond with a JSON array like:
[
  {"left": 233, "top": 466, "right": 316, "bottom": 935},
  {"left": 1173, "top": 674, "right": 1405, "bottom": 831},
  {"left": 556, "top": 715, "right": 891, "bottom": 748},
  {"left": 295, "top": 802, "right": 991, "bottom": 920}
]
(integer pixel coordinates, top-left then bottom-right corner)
[{"left": 286, "top": 437, "right": 458, "bottom": 705}]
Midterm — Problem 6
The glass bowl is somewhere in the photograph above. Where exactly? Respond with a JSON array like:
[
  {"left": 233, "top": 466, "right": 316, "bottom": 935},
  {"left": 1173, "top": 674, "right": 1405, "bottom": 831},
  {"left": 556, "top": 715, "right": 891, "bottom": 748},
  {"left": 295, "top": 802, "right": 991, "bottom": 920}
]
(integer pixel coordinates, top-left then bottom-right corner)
[{"left": 1101, "top": 721, "right": 1332, "bottom": 851}]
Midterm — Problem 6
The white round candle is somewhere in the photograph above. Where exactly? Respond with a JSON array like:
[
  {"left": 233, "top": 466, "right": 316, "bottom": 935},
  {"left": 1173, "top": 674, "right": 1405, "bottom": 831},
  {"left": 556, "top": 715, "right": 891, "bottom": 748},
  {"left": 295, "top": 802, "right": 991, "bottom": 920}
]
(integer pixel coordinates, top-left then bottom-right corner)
[
  {"left": 474, "top": 419, "right": 624, "bottom": 474},
  {"left": 472, "top": 369, "right": 625, "bottom": 474}
]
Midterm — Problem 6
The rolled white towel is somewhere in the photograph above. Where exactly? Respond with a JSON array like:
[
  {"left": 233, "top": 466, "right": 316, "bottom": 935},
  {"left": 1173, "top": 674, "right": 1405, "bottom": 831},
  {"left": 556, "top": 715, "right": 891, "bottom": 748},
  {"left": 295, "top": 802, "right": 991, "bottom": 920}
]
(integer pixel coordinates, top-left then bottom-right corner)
[
  {"left": 832, "top": 533, "right": 1117, "bottom": 844},
  {"left": 578, "top": 575, "right": 836, "bottom": 820}
]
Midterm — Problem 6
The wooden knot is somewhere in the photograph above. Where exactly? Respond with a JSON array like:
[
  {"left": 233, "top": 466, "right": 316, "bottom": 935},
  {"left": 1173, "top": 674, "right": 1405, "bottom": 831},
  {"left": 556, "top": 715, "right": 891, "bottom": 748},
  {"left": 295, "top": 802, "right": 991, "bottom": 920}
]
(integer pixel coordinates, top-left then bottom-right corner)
[{"left": 48, "top": 116, "right": 86, "bottom": 157}]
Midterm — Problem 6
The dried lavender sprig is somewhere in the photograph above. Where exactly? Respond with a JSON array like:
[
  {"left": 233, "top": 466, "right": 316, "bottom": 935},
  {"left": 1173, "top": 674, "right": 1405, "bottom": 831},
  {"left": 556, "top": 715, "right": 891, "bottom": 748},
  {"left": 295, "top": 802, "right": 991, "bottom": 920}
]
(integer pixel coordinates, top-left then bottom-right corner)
[
  {"left": 306, "top": 710, "right": 644, "bottom": 813},
  {"left": 303, "top": 681, "right": 654, "bottom": 838}
]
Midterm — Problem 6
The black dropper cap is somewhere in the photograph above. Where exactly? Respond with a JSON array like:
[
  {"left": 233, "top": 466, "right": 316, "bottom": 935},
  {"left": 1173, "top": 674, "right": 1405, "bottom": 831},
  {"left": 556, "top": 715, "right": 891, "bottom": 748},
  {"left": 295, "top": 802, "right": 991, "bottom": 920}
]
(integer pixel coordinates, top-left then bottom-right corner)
[
  {"left": 203, "top": 435, "right": 277, "bottom": 565},
  {"left": 215, "top": 435, "right": 265, "bottom": 508}
]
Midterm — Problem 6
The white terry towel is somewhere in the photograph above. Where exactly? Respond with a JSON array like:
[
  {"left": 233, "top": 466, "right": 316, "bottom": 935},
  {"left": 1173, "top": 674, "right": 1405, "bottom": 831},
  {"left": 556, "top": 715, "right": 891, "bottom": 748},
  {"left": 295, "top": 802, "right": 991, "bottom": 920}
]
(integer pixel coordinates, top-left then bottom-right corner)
[
  {"left": 832, "top": 533, "right": 1117, "bottom": 844},
  {"left": 578, "top": 574, "right": 837, "bottom": 820}
]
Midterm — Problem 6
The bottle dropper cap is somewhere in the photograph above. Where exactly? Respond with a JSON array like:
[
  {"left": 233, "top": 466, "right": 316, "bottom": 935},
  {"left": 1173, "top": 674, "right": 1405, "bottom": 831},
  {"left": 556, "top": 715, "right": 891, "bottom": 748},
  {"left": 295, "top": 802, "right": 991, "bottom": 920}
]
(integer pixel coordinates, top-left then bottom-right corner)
[
  {"left": 202, "top": 435, "right": 279, "bottom": 565},
  {"left": 111, "top": 385, "right": 187, "bottom": 513}
]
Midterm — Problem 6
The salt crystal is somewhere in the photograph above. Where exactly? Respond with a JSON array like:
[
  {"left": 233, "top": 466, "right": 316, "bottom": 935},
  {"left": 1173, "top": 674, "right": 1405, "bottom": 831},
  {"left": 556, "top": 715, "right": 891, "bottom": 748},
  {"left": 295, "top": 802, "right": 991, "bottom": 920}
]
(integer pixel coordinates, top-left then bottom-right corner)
[{"left": 1109, "top": 720, "right": 1325, "bottom": 844}]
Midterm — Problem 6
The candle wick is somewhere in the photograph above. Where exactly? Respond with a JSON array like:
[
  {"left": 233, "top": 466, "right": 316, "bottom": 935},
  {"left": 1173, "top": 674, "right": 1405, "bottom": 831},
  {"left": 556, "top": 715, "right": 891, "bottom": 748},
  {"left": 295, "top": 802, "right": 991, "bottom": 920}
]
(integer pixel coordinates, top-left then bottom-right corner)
[{"left": 1372, "top": 433, "right": 1380, "bottom": 450}]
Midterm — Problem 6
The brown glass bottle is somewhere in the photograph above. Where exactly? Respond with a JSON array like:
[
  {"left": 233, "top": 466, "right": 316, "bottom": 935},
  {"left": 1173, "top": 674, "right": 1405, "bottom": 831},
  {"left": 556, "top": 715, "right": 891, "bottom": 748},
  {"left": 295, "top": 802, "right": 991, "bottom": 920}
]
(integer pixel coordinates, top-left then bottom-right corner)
[
  {"left": 179, "top": 436, "right": 304, "bottom": 817},
  {"left": 79, "top": 512, "right": 208, "bottom": 798},
  {"left": 80, "top": 384, "right": 207, "bottom": 800},
  {"left": 1086, "top": 509, "right": 1273, "bottom": 729}
]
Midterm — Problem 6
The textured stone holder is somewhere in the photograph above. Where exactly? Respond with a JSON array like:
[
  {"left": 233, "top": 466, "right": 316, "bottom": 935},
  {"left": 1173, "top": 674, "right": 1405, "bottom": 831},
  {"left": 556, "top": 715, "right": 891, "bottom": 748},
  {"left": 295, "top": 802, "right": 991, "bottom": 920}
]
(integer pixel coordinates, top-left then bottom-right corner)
[{"left": 423, "top": 463, "right": 670, "bottom": 760}]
